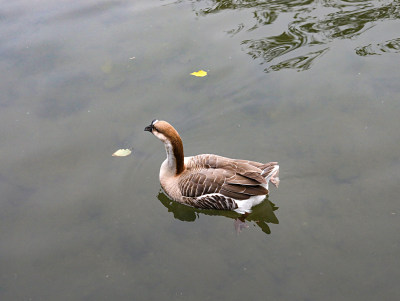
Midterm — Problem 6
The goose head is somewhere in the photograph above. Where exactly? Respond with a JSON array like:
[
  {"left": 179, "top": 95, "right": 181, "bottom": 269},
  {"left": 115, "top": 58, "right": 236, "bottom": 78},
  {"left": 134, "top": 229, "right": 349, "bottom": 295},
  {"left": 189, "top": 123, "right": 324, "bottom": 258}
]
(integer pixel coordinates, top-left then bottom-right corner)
[
  {"left": 144, "top": 119, "right": 185, "bottom": 175},
  {"left": 144, "top": 119, "right": 179, "bottom": 144}
]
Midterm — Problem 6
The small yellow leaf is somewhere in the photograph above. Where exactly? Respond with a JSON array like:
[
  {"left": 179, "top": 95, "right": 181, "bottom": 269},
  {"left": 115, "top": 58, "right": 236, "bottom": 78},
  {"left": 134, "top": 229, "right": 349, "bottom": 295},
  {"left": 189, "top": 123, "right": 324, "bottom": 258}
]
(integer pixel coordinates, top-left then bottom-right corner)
[
  {"left": 112, "top": 149, "right": 132, "bottom": 157},
  {"left": 190, "top": 70, "right": 207, "bottom": 77}
]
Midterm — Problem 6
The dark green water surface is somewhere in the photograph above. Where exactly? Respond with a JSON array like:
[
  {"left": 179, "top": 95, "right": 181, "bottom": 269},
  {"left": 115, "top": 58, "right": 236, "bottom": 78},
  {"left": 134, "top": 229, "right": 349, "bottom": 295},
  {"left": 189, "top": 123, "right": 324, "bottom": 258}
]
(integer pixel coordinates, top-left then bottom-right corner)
[{"left": 1, "top": 0, "right": 399, "bottom": 300}]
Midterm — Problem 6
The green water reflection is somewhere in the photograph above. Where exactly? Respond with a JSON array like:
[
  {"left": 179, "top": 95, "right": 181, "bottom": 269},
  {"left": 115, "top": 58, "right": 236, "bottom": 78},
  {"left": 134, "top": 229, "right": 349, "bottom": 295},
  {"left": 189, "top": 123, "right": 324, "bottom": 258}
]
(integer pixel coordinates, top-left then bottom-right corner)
[
  {"left": 192, "top": 0, "right": 400, "bottom": 71},
  {"left": 158, "top": 191, "right": 279, "bottom": 235}
]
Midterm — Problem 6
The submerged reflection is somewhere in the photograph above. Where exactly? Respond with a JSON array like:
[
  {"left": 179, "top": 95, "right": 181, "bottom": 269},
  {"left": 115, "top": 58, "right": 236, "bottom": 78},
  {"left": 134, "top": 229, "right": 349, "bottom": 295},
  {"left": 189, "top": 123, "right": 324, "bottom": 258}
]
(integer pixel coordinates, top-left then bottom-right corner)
[
  {"left": 190, "top": 0, "right": 400, "bottom": 72},
  {"left": 157, "top": 191, "right": 279, "bottom": 235},
  {"left": 356, "top": 37, "right": 400, "bottom": 56},
  {"left": 266, "top": 47, "right": 329, "bottom": 72}
]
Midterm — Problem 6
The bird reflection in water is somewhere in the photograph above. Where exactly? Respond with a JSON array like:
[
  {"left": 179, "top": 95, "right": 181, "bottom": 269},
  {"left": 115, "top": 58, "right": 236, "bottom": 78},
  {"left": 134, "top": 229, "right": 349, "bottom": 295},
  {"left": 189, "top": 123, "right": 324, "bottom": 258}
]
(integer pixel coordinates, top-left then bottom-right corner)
[{"left": 157, "top": 191, "right": 279, "bottom": 235}]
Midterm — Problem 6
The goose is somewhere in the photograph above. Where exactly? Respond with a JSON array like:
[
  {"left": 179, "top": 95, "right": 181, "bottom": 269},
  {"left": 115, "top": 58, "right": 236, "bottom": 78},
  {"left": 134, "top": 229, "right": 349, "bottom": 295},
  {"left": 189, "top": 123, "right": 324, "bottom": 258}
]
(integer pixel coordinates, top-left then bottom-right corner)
[{"left": 144, "top": 119, "right": 279, "bottom": 216}]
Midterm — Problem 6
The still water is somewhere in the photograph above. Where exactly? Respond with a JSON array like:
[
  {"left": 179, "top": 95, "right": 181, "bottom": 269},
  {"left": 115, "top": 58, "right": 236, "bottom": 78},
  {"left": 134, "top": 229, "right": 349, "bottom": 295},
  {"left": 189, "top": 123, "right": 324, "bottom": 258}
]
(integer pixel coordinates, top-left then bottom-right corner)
[{"left": 1, "top": 0, "right": 400, "bottom": 300}]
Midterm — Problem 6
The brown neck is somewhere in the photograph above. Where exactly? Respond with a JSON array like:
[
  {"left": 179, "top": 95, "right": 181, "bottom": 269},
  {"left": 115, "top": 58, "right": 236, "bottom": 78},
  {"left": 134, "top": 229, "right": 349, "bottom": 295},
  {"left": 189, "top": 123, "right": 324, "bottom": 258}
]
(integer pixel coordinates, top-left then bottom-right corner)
[
  {"left": 165, "top": 135, "right": 185, "bottom": 175},
  {"left": 172, "top": 136, "right": 185, "bottom": 175}
]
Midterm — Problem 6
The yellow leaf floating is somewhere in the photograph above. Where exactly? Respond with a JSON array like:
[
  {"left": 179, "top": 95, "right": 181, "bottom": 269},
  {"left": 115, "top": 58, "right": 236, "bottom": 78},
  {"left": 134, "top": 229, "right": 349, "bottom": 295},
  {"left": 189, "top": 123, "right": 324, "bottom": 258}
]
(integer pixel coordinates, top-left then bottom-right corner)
[
  {"left": 112, "top": 149, "right": 132, "bottom": 157},
  {"left": 190, "top": 70, "right": 207, "bottom": 77}
]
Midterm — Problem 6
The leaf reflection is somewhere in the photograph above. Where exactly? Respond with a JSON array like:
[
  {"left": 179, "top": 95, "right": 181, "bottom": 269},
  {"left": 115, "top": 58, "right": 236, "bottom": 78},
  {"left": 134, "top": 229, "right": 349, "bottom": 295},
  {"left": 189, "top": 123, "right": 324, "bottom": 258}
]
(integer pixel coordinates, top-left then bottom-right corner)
[
  {"left": 242, "top": 28, "right": 307, "bottom": 63},
  {"left": 189, "top": 0, "right": 400, "bottom": 72},
  {"left": 266, "top": 47, "right": 329, "bottom": 72},
  {"left": 355, "top": 37, "right": 400, "bottom": 56},
  {"left": 157, "top": 191, "right": 279, "bottom": 235}
]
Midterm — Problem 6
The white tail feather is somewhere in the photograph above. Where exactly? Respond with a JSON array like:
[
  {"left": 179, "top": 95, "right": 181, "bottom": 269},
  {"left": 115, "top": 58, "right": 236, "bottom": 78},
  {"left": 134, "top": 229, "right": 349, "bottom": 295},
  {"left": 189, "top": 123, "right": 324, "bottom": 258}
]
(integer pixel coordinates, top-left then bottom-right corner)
[{"left": 263, "top": 164, "right": 280, "bottom": 188}]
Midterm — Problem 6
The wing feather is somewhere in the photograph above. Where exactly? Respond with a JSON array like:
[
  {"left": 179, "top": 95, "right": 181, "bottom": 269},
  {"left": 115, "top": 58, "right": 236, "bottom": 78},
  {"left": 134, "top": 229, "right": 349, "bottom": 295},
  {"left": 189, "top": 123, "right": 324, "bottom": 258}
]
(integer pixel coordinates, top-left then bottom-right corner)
[
  {"left": 175, "top": 154, "right": 278, "bottom": 211},
  {"left": 183, "top": 194, "right": 238, "bottom": 210},
  {"left": 179, "top": 155, "right": 270, "bottom": 202}
]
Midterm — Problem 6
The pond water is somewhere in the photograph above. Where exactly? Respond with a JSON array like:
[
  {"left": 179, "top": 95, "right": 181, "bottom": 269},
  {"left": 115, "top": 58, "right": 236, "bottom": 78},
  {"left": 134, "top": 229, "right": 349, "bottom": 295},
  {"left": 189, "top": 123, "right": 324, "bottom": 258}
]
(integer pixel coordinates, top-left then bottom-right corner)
[{"left": 1, "top": 0, "right": 400, "bottom": 300}]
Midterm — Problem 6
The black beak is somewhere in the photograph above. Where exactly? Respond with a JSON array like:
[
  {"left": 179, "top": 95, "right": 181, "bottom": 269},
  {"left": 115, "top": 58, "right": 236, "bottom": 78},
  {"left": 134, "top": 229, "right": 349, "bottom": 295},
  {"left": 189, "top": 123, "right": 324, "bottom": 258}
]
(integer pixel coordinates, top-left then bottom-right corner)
[{"left": 144, "top": 124, "right": 153, "bottom": 132}]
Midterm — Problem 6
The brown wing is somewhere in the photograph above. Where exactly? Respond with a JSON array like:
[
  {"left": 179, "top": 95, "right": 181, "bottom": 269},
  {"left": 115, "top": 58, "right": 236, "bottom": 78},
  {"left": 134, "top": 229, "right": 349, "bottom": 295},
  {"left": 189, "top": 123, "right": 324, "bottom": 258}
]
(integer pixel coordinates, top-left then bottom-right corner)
[
  {"left": 188, "top": 154, "right": 269, "bottom": 184},
  {"left": 179, "top": 155, "right": 269, "bottom": 201},
  {"left": 183, "top": 194, "right": 239, "bottom": 211}
]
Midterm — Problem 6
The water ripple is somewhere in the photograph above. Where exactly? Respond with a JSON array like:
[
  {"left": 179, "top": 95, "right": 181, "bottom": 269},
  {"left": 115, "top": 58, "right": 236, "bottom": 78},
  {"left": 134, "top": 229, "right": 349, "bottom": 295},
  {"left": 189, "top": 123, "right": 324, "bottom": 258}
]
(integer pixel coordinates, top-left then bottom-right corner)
[
  {"left": 356, "top": 37, "right": 400, "bottom": 56},
  {"left": 242, "top": 25, "right": 307, "bottom": 62},
  {"left": 190, "top": 0, "right": 400, "bottom": 72},
  {"left": 266, "top": 47, "right": 329, "bottom": 73}
]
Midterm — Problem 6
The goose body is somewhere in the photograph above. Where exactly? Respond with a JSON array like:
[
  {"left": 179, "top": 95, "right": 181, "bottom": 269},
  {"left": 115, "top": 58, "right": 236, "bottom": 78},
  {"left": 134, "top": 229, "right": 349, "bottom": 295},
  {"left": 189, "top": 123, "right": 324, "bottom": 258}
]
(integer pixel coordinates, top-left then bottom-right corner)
[{"left": 145, "top": 120, "right": 279, "bottom": 214}]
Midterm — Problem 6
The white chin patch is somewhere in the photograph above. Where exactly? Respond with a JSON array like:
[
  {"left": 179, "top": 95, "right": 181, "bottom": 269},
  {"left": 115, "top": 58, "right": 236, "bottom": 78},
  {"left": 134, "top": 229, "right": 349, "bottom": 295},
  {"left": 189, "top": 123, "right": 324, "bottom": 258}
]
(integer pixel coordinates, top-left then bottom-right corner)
[{"left": 153, "top": 131, "right": 167, "bottom": 142}]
